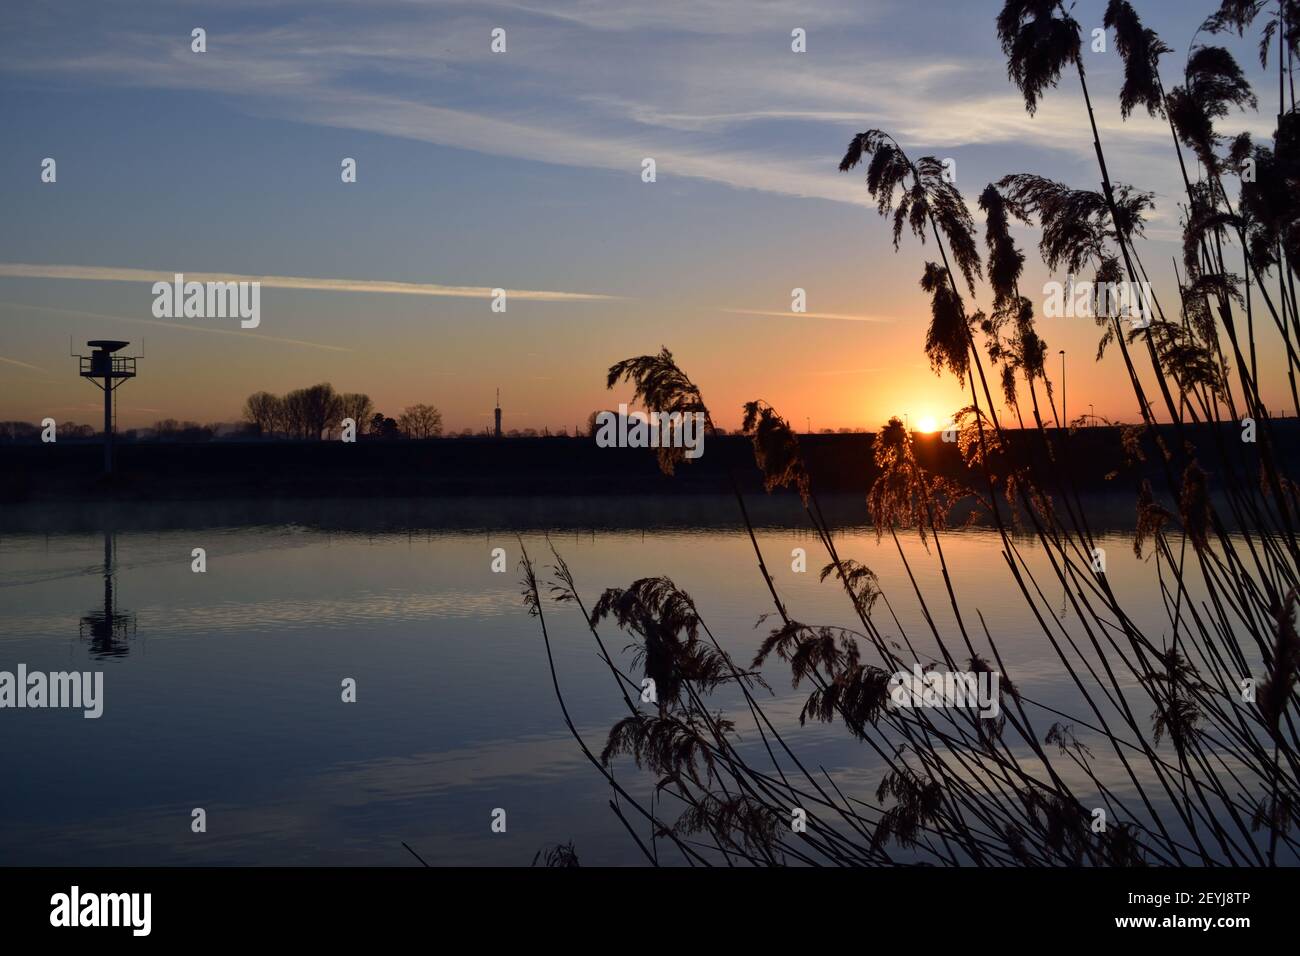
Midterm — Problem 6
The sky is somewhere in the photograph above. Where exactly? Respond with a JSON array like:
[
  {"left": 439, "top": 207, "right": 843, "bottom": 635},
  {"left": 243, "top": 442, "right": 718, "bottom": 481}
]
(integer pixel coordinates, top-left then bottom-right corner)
[{"left": 0, "top": 0, "right": 1291, "bottom": 432}]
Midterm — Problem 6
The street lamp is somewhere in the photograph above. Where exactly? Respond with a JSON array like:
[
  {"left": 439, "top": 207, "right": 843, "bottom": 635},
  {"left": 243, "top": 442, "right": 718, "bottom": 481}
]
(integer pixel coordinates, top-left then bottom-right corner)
[{"left": 1059, "top": 350, "right": 1066, "bottom": 431}]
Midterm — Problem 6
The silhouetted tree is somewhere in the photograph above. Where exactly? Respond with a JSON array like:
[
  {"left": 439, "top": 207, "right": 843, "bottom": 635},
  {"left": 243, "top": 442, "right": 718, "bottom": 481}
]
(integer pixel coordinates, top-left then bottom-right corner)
[
  {"left": 0, "top": 421, "right": 40, "bottom": 441},
  {"left": 338, "top": 392, "right": 374, "bottom": 435},
  {"left": 369, "top": 412, "right": 400, "bottom": 439},
  {"left": 243, "top": 391, "right": 279, "bottom": 438},
  {"left": 58, "top": 422, "right": 96, "bottom": 439},
  {"left": 302, "top": 383, "right": 342, "bottom": 439},
  {"left": 398, "top": 403, "right": 442, "bottom": 439},
  {"left": 280, "top": 383, "right": 341, "bottom": 439}
]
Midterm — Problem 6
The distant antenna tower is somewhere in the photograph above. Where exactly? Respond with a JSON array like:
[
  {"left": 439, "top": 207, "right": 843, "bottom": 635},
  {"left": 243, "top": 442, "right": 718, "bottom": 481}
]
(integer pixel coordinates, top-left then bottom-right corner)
[
  {"left": 75, "top": 339, "right": 138, "bottom": 474},
  {"left": 494, "top": 388, "right": 502, "bottom": 439}
]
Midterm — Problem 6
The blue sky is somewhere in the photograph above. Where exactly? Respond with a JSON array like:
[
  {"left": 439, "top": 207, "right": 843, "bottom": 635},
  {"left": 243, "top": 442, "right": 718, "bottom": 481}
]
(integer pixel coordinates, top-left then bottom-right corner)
[{"left": 0, "top": 0, "right": 1288, "bottom": 430}]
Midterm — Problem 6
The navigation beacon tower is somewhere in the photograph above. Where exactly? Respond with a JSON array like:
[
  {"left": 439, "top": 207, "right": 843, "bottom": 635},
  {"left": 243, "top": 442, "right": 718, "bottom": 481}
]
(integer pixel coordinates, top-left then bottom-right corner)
[{"left": 75, "top": 339, "right": 138, "bottom": 475}]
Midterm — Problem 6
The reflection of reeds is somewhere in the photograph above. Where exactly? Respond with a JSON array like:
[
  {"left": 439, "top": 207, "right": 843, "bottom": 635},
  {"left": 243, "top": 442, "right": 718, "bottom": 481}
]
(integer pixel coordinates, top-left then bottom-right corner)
[
  {"left": 531, "top": 842, "right": 580, "bottom": 868},
  {"left": 522, "top": 2, "right": 1300, "bottom": 865}
]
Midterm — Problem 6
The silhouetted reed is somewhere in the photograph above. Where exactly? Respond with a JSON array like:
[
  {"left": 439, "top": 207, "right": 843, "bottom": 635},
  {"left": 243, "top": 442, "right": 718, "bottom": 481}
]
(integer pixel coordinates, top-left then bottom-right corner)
[{"left": 521, "top": 1, "right": 1299, "bottom": 866}]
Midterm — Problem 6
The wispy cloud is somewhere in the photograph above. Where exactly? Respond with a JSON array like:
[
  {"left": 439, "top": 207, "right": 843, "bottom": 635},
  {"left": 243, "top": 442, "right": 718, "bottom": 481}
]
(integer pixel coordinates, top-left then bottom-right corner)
[
  {"left": 0, "top": 12, "right": 997, "bottom": 209},
  {"left": 0, "top": 354, "right": 47, "bottom": 372},
  {"left": 499, "top": 0, "right": 873, "bottom": 34},
  {"left": 811, "top": 366, "right": 887, "bottom": 376},
  {"left": 0, "top": 0, "right": 1280, "bottom": 229},
  {"left": 283, "top": 91, "right": 870, "bottom": 205},
  {"left": 721, "top": 308, "right": 894, "bottom": 323},
  {"left": 0, "top": 2, "right": 1258, "bottom": 220},
  {"left": 0, "top": 264, "right": 617, "bottom": 302}
]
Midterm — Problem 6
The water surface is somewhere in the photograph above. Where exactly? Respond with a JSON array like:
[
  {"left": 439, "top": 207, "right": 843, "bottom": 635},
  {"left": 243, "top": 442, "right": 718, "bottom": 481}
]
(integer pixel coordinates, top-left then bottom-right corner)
[{"left": 0, "top": 495, "right": 1259, "bottom": 865}]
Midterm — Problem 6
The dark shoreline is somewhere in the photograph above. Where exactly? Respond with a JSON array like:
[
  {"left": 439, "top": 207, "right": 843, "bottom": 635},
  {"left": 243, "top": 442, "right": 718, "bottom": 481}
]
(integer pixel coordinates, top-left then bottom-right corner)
[
  {"left": 1, "top": 422, "right": 1290, "bottom": 511},
  {"left": 0, "top": 491, "right": 1191, "bottom": 535}
]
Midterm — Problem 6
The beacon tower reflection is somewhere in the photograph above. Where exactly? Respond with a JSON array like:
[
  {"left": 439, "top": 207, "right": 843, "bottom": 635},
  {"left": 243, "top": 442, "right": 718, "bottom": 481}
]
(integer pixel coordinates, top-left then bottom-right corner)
[{"left": 79, "top": 530, "right": 135, "bottom": 658}]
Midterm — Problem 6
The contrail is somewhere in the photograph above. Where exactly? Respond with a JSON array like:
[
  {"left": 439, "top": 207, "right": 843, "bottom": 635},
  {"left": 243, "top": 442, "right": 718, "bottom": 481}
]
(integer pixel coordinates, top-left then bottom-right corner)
[
  {"left": 0, "top": 263, "right": 619, "bottom": 302},
  {"left": 0, "top": 354, "right": 47, "bottom": 372}
]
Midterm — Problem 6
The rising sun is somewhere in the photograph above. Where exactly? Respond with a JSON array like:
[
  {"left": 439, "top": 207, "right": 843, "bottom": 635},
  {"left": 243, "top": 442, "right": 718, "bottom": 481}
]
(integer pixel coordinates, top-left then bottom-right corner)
[{"left": 915, "top": 416, "right": 938, "bottom": 434}]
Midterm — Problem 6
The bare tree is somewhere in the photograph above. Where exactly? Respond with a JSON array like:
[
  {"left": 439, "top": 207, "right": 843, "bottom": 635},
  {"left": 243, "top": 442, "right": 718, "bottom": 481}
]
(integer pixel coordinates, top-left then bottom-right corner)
[
  {"left": 338, "top": 393, "right": 374, "bottom": 436},
  {"left": 243, "top": 391, "right": 280, "bottom": 438},
  {"left": 0, "top": 421, "right": 40, "bottom": 441},
  {"left": 302, "top": 383, "right": 342, "bottom": 439},
  {"left": 58, "top": 422, "right": 96, "bottom": 439},
  {"left": 282, "top": 389, "right": 308, "bottom": 439},
  {"left": 280, "top": 383, "right": 341, "bottom": 439},
  {"left": 266, "top": 393, "right": 287, "bottom": 438},
  {"left": 398, "top": 403, "right": 443, "bottom": 439}
]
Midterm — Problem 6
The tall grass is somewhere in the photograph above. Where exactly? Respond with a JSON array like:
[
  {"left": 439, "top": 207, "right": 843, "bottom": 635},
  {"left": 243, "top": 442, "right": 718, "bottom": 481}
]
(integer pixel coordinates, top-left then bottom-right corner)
[{"left": 520, "top": 0, "right": 1300, "bottom": 866}]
